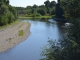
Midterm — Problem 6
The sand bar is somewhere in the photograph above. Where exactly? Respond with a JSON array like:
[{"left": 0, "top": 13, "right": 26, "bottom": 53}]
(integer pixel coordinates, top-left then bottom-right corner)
[{"left": 0, "top": 22, "right": 31, "bottom": 52}]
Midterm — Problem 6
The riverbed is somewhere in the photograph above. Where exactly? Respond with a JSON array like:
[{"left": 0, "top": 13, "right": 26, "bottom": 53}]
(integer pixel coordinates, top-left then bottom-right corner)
[{"left": 0, "top": 19, "right": 64, "bottom": 60}]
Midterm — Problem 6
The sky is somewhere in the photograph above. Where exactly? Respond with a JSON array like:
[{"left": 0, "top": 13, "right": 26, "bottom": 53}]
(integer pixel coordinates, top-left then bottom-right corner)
[{"left": 10, "top": 0, "right": 57, "bottom": 7}]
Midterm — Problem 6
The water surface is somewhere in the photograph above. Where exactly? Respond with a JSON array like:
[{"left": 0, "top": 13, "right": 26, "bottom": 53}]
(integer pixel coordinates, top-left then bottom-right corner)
[{"left": 0, "top": 19, "right": 64, "bottom": 60}]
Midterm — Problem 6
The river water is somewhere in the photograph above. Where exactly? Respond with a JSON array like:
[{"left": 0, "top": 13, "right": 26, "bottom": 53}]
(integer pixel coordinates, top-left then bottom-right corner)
[{"left": 0, "top": 19, "right": 64, "bottom": 60}]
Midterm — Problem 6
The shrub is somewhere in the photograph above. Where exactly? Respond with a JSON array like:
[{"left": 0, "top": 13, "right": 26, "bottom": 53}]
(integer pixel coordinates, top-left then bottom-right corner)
[{"left": 18, "top": 30, "right": 24, "bottom": 36}]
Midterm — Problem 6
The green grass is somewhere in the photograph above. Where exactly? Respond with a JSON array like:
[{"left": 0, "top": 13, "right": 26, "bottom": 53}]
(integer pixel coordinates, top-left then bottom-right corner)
[
  {"left": 19, "top": 15, "right": 55, "bottom": 19},
  {"left": 18, "top": 30, "right": 24, "bottom": 36}
]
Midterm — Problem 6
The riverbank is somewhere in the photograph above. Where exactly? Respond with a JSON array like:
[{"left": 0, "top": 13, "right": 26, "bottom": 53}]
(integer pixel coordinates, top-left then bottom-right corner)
[
  {"left": 19, "top": 15, "right": 55, "bottom": 19},
  {"left": 0, "top": 22, "right": 31, "bottom": 52}
]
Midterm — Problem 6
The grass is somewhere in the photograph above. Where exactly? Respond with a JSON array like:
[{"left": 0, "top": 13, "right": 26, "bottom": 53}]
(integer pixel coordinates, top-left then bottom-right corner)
[
  {"left": 0, "top": 20, "right": 19, "bottom": 29},
  {"left": 19, "top": 15, "right": 55, "bottom": 19},
  {"left": 18, "top": 30, "right": 24, "bottom": 36}
]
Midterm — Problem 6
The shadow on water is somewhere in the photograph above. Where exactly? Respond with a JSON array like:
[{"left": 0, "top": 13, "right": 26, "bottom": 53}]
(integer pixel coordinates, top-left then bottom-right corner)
[{"left": 40, "top": 22, "right": 67, "bottom": 60}]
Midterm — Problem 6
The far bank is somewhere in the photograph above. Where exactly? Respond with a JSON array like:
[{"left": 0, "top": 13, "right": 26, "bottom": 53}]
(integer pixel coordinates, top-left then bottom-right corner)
[{"left": 19, "top": 15, "right": 55, "bottom": 19}]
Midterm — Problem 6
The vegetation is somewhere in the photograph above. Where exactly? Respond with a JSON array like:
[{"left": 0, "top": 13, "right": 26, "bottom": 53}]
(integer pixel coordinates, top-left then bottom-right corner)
[
  {"left": 1, "top": 0, "right": 80, "bottom": 60},
  {"left": 0, "top": 20, "right": 18, "bottom": 29},
  {"left": 18, "top": 30, "right": 24, "bottom": 36},
  {"left": 41, "top": 0, "right": 80, "bottom": 60},
  {"left": 19, "top": 15, "right": 54, "bottom": 19},
  {"left": 15, "top": 0, "right": 56, "bottom": 18},
  {"left": 55, "top": 0, "right": 64, "bottom": 18},
  {"left": 0, "top": 0, "right": 17, "bottom": 26}
]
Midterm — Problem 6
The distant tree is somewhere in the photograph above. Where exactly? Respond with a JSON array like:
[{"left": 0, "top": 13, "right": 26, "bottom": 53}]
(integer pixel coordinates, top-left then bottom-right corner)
[
  {"left": 31, "top": 8, "right": 38, "bottom": 17},
  {"left": 14, "top": 0, "right": 56, "bottom": 17},
  {"left": 51, "top": 7, "right": 55, "bottom": 15},
  {"left": 44, "top": 0, "right": 50, "bottom": 8},
  {"left": 38, "top": 8, "right": 46, "bottom": 15},
  {"left": 38, "top": 5, "right": 47, "bottom": 15},
  {"left": 44, "top": 0, "right": 50, "bottom": 14},
  {"left": 50, "top": 1, "right": 56, "bottom": 8},
  {"left": 26, "top": 6, "right": 32, "bottom": 9},
  {"left": 32, "top": 4, "right": 38, "bottom": 8},
  {"left": 55, "top": 0, "right": 64, "bottom": 18}
]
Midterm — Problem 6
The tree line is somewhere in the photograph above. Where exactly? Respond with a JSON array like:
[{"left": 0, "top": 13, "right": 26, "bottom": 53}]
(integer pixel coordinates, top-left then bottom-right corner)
[
  {"left": 15, "top": 0, "right": 56, "bottom": 17},
  {"left": 41, "top": 0, "right": 80, "bottom": 60},
  {"left": 0, "top": 0, "right": 17, "bottom": 26}
]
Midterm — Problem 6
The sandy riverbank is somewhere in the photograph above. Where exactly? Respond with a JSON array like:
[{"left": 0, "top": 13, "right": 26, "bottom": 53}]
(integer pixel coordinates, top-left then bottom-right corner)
[{"left": 0, "top": 22, "right": 31, "bottom": 52}]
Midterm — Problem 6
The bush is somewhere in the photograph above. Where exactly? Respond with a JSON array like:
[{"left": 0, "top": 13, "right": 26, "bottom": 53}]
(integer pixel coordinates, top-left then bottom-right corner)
[
  {"left": 18, "top": 30, "right": 24, "bottom": 36},
  {"left": 0, "top": 15, "right": 8, "bottom": 26},
  {"left": 36, "top": 13, "right": 41, "bottom": 17},
  {"left": 0, "top": 1, "right": 18, "bottom": 26}
]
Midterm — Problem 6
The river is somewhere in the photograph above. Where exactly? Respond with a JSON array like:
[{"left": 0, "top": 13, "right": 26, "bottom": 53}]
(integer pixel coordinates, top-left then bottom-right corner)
[{"left": 0, "top": 19, "right": 64, "bottom": 60}]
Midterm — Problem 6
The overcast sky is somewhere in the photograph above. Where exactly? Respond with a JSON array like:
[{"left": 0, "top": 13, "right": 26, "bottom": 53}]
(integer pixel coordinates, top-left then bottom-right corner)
[{"left": 10, "top": 0, "right": 57, "bottom": 7}]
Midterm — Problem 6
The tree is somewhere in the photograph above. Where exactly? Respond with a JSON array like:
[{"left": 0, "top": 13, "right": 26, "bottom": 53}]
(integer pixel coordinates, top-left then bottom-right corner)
[
  {"left": 51, "top": 7, "right": 55, "bottom": 15},
  {"left": 26, "top": 6, "right": 32, "bottom": 9},
  {"left": 0, "top": 0, "right": 17, "bottom": 26},
  {"left": 44, "top": 0, "right": 50, "bottom": 8},
  {"left": 55, "top": 0, "right": 64, "bottom": 18},
  {"left": 0, "top": 4, "right": 8, "bottom": 14},
  {"left": 9, "top": 5, "right": 18, "bottom": 20},
  {"left": 50, "top": 1, "right": 56, "bottom": 8},
  {"left": 61, "top": 0, "right": 80, "bottom": 18},
  {"left": 38, "top": 8, "right": 46, "bottom": 15},
  {"left": 41, "top": 0, "right": 80, "bottom": 60},
  {"left": 32, "top": 4, "right": 38, "bottom": 8},
  {"left": 44, "top": 0, "right": 50, "bottom": 14}
]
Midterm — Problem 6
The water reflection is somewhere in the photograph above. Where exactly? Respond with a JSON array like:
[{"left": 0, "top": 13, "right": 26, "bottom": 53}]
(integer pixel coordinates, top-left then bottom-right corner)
[{"left": 0, "top": 19, "right": 64, "bottom": 60}]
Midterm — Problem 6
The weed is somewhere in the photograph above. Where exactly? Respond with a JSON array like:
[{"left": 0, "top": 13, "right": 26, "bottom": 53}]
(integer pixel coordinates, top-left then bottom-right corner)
[{"left": 18, "top": 30, "right": 24, "bottom": 36}]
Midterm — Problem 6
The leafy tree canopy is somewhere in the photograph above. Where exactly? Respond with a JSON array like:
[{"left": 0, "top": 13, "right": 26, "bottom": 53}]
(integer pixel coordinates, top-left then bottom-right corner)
[{"left": 0, "top": 0, "right": 17, "bottom": 26}]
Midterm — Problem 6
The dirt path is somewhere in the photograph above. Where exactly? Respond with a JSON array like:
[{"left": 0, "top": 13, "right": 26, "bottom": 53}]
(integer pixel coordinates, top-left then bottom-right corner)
[{"left": 0, "top": 22, "right": 31, "bottom": 52}]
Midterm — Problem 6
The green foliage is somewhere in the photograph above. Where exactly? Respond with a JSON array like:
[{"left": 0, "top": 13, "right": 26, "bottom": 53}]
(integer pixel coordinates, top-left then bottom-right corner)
[
  {"left": 41, "top": 0, "right": 80, "bottom": 60},
  {"left": 15, "top": 0, "right": 56, "bottom": 17},
  {"left": 32, "top": 4, "right": 38, "bottom": 8},
  {"left": 0, "top": 0, "right": 17, "bottom": 26},
  {"left": 44, "top": 0, "right": 50, "bottom": 7},
  {"left": 18, "top": 30, "right": 24, "bottom": 36},
  {"left": 36, "top": 13, "right": 41, "bottom": 17},
  {"left": 7, "top": 12, "right": 14, "bottom": 23},
  {"left": 50, "top": 1, "right": 56, "bottom": 8},
  {"left": 9, "top": 5, "right": 18, "bottom": 19},
  {"left": 0, "top": 15, "right": 8, "bottom": 25},
  {"left": 59, "top": 18, "right": 80, "bottom": 60},
  {"left": 60, "top": 0, "right": 80, "bottom": 59},
  {"left": 55, "top": 0, "right": 64, "bottom": 18},
  {"left": 41, "top": 40, "right": 61, "bottom": 60},
  {"left": 60, "top": 0, "right": 80, "bottom": 18},
  {"left": 38, "top": 8, "right": 46, "bottom": 15},
  {"left": 0, "top": 4, "right": 8, "bottom": 14}
]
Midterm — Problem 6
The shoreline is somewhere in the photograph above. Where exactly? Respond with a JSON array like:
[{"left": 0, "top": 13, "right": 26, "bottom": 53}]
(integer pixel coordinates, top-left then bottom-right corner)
[
  {"left": 18, "top": 15, "right": 54, "bottom": 19},
  {"left": 0, "top": 22, "right": 31, "bottom": 52}
]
